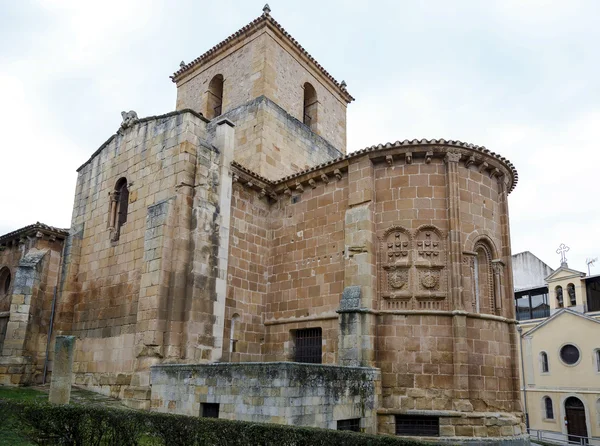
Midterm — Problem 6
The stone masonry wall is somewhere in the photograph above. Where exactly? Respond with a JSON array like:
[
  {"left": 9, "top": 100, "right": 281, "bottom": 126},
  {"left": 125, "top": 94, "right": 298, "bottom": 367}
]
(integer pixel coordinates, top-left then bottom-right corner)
[
  {"left": 222, "top": 182, "right": 270, "bottom": 362},
  {"left": 150, "top": 362, "right": 381, "bottom": 434},
  {"left": 56, "top": 111, "right": 213, "bottom": 400},
  {"left": 220, "top": 96, "right": 342, "bottom": 180},
  {"left": 262, "top": 172, "right": 347, "bottom": 363}
]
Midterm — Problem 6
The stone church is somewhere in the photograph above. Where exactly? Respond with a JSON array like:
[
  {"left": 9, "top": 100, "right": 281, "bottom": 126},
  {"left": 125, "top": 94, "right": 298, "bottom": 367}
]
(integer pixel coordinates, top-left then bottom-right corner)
[{"left": 0, "top": 6, "right": 527, "bottom": 443}]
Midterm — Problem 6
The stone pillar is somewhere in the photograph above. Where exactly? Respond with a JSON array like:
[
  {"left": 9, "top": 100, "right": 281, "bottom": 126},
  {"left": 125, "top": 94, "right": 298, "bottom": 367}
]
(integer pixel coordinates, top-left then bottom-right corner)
[
  {"left": 339, "top": 156, "right": 377, "bottom": 367},
  {"left": 49, "top": 335, "right": 75, "bottom": 404},
  {"left": 444, "top": 152, "right": 471, "bottom": 411},
  {"left": 184, "top": 118, "right": 235, "bottom": 362},
  {"left": 210, "top": 118, "right": 235, "bottom": 362}
]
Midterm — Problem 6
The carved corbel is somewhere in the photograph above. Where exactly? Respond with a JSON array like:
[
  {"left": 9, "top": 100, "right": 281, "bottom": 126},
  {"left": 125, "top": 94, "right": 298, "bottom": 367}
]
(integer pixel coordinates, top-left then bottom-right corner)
[
  {"left": 284, "top": 187, "right": 292, "bottom": 196},
  {"left": 232, "top": 174, "right": 240, "bottom": 183},
  {"left": 425, "top": 151, "right": 433, "bottom": 164},
  {"left": 246, "top": 181, "right": 254, "bottom": 189},
  {"left": 259, "top": 189, "right": 267, "bottom": 198},
  {"left": 465, "top": 155, "right": 476, "bottom": 168},
  {"left": 295, "top": 182, "right": 304, "bottom": 193},
  {"left": 386, "top": 155, "right": 393, "bottom": 167},
  {"left": 490, "top": 168, "right": 501, "bottom": 178},
  {"left": 308, "top": 178, "right": 317, "bottom": 189},
  {"left": 35, "top": 231, "right": 43, "bottom": 238},
  {"left": 405, "top": 152, "right": 413, "bottom": 164},
  {"left": 268, "top": 191, "right": 277, "bottom": 200},
  {"left": 320, "top": 173, "right": 330, "bottom": 184},
  {"left": 478, "top": 162, "right": 489, "bottom": 173},
  {"left": 334, "top": 169, "right": 342, "bottom": 180}
]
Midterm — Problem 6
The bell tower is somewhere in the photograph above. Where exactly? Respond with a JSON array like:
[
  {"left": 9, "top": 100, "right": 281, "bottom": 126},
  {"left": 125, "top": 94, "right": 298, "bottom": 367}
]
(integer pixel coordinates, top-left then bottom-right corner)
[{"left": 172, "top": 5, "right": 354, "bottom": 179}]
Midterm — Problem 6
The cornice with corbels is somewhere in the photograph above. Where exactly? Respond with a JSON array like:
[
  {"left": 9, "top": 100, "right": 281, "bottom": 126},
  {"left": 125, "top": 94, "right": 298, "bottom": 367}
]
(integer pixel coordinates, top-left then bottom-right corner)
[{"left": 229, "top": 140, "right": 517, "bottom": 203}]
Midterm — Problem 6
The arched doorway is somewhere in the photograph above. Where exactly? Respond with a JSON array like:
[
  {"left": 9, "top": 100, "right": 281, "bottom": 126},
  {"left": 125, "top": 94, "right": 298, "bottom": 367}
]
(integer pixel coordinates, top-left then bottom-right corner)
[{"left": 565, "top": 396, "right": 588, "bottom": 443}]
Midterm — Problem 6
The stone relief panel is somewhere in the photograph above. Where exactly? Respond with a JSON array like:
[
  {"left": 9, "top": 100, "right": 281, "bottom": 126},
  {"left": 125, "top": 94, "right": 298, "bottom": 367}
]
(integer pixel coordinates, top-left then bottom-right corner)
[
  {"left": 414, "top": 226, "right": 447, "bottom": 301},
  {"left": 379, "top": 226, "right": 411, "bottom": 301},
  {"left": 378, "top": 225, "right": 448, "bottom": 309}
]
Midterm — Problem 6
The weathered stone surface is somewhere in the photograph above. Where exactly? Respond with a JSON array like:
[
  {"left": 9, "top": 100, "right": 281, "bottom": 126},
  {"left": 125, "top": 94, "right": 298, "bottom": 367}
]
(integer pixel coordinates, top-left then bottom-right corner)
[
  {"left": 49, "top": 336, "right": 75, "bottom": 404},
  {"left": 151, "top": 362, "right": 381, "bottom": 434}
]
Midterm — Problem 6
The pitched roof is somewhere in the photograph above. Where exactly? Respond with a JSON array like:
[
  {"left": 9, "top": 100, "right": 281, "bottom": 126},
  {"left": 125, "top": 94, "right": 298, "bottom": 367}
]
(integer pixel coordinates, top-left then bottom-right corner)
[
  {"left": 0, "top": 222, "right": 69, "bottom": 245},
  {"left": 545, "top": 265, "right": 585, "bottom": 282},
  {"left": 521, "top": 308, "right": 600, "bottom": 337},
  {"left": 171, "top": 7, "right": 354, "bottom": 103}
]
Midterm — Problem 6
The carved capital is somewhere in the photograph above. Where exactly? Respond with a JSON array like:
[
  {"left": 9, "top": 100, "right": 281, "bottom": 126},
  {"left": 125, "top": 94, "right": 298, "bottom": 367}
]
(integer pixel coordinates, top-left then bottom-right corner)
[{"left": 444, "top": 152, "right": 461, "bottom": 163}]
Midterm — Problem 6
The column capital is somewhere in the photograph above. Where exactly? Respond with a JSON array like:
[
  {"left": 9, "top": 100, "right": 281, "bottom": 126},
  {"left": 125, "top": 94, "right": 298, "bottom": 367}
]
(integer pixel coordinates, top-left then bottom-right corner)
[{"left": 444, "top": 151, "right": 462, "bottom": 164}]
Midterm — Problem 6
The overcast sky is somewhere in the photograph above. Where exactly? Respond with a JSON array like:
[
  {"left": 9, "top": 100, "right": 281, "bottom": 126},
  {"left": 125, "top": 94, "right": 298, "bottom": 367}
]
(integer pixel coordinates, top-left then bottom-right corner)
[{"left": 1, "top": 0, "right": 599, "bottom": 274}]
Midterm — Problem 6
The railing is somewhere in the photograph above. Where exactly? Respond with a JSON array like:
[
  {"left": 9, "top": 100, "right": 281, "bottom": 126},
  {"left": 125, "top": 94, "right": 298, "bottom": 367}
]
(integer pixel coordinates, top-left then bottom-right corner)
[{"left": 529, "top": 428, "right": 600, "bottom": 445}]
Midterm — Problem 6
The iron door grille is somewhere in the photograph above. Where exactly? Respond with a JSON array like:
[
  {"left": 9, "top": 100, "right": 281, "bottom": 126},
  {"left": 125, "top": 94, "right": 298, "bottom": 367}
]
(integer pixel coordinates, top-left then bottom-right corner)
[
  {"left": 201, "top": 403, "right": 220, "bottom": 418},
  {"left": 294, "top": 328, "right": 322, "bottom": 363},
  {"left": 337, "top": 418, "right": 361, "bottom": 432},
  {"left": 395, "top": 415, "right": 439, "bottom": 437}
]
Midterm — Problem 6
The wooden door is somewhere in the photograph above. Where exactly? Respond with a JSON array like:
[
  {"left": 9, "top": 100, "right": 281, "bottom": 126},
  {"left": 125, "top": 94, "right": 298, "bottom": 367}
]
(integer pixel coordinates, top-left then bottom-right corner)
[{"left": 565, "top": 397, "right": 588, "bottom": 444}]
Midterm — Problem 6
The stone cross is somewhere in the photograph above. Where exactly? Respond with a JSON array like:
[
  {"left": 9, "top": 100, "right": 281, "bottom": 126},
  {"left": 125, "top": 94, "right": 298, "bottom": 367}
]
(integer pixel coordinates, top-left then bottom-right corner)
[{"left": 556, "top": 243, "right": 570, "bottom": 266}]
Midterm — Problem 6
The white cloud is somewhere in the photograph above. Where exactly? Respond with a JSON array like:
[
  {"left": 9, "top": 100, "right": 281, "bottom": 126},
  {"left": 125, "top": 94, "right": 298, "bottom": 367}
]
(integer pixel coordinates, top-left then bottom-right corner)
[{"left": 1, "top": 0, "right": 599, "bottom": 275}]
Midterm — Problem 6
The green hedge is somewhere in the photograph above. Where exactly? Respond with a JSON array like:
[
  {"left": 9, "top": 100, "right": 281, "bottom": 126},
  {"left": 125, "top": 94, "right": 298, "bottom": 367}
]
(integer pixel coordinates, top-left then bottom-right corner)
[{"left": 0, "top": 400, "right": 428, "bottom": 446}]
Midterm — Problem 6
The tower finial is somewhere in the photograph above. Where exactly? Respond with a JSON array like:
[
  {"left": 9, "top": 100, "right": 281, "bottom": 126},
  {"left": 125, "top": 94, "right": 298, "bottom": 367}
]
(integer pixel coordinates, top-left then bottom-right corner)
[
  {"left": 340, "top": 80, "right": 347, "bottom": 89},
  {"left": 263, "top": 4, "right": 271, "bottom": 15}
]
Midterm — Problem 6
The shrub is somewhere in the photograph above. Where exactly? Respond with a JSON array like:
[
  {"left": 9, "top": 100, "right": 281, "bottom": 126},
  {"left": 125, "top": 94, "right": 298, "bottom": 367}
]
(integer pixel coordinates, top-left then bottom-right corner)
[{"left": 0, "top": 399, "right": 428, "bottom": 446}]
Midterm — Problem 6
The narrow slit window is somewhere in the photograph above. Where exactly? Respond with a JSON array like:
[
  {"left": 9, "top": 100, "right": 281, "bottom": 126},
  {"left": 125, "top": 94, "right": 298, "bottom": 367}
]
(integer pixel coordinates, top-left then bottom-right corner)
[
  {"left": 109, "top": 178, "right": 129, "bottom": 242},
  {"left": 541, "top": 352, "right": 549, "bottom": 373},
  {"left": 303, "top": 82, "right": 318, "bottom": 131},
  {"left": 0, "top": 267, "right": 10, "bottom": 297}
]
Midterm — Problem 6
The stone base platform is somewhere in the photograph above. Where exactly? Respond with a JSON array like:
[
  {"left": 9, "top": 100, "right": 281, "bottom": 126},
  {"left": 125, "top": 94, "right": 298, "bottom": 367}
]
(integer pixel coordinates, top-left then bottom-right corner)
[{"left": 150, "top": 362, "right": 381, "bottom": 434}]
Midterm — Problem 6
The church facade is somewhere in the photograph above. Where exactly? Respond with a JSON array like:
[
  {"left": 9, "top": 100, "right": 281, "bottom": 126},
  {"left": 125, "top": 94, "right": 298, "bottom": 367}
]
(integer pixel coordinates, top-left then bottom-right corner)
[{"left": 0, "top": 7, "right": 527, "bottom": 443}]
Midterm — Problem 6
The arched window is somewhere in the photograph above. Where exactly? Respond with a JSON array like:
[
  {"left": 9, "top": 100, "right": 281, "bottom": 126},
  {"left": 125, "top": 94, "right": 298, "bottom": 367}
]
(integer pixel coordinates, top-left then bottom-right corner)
[
  {"left": 206, "top": 74, "right": 224, "bottom": 120},
  {"left": 540, "top": 351, "right": 549, "bottom": 373},
  {"left": 473, "top": 242, "right": 495, "bottom": 314},
  {"left": 567, "top": 283, "right": 576, "bottom": 306},
  {"left": 544, "top": 396, "right": 554, "bottom": 419},
  {"left": 109, "top": 177, "right": 129, "bottom": 241},
  {"left": 555, "top": 286, "right": 564, "bottom": 308},
  {"left": 303, "top": 82, "right": 318, "bottom": 131},
  {"left": 229, "top": 314, "right": 240, "bottom": 355},
  {"left": 0, "top": 267, "right": 11, "bottom": 297}
]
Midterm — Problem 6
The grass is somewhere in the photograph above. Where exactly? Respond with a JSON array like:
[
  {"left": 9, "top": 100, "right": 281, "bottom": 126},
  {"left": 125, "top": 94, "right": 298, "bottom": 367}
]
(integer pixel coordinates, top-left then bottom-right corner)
[{"left": 0, "top": 386, "right": 46, "bottom": 446}]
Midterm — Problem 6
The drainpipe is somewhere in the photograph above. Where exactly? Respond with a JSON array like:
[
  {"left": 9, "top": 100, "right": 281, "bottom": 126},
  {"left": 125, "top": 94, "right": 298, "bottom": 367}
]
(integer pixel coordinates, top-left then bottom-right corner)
[{"left": 517, "top": 325, "right": 529, "bottom": 430}]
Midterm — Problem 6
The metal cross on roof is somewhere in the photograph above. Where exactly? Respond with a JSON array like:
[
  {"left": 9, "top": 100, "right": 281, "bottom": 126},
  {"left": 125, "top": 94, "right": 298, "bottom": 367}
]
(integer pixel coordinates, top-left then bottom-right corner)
[{"left": 556, "top": 243, "right": 570, "bottom": 265}]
